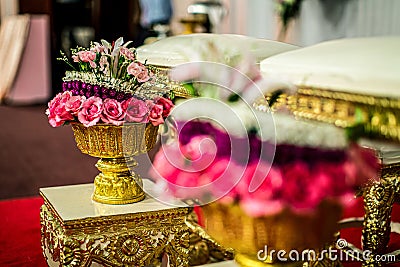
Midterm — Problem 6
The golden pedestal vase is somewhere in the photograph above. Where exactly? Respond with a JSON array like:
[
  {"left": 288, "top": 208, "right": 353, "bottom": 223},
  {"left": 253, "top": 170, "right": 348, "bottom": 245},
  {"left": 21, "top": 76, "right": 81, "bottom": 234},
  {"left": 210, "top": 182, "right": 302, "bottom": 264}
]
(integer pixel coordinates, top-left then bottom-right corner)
[
  {"left": 71, "top": 122, "right": 159, "bottom": 205},
  {"left": 201, "top": 201, "right": 343, "bottom": 267}
]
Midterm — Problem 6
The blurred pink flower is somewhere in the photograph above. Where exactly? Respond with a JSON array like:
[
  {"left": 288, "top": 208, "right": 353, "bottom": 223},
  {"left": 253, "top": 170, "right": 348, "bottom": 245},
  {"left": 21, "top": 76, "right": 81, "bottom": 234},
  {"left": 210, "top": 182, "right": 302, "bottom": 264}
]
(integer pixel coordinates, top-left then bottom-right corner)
[
  {"left": 151, "top": 142, "right": 183, "bottom": 183},
  {"left": 77, "top": 96, "right": 103, "bottom": 127},
  {"left": 281, "top": 162, "right": 320, "bottom": 213},
  {"left": 347, "top": 143, "right": 380, "bottom": 185},
  {"left": 101, "top": 98, "right": 125, "bottom": 126},
  {"left": 124, "top": 98, "right": 149, "bottom": 123},
  {"left": 241, "top": 199, "right": 284, "bottom": 217}
]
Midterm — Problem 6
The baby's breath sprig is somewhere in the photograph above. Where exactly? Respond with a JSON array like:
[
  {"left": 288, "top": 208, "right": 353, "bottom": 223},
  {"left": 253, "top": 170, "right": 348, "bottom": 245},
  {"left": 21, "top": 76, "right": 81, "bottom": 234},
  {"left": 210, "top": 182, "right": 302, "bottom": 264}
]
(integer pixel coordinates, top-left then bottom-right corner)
[{"left": 57, "top": 50, "right": 76, "bottom": 70}]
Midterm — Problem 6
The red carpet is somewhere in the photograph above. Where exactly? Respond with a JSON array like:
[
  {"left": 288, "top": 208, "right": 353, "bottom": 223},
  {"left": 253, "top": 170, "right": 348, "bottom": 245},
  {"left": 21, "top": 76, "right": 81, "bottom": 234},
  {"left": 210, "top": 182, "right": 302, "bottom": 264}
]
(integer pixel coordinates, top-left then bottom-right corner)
[
  {"left": 0, "top": 196, "right": 399, "bottom": 266},
  {"left": 0, "top": 197, "right": 46, "bottom": 267}
]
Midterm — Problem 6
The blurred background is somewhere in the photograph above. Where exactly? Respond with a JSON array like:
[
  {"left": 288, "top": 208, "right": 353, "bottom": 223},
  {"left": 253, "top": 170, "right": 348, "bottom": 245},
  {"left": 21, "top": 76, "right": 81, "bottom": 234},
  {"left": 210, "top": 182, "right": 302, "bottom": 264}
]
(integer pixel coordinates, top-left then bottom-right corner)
[{"left": 0, "top": 0, "right": 400, "bottom": 200}]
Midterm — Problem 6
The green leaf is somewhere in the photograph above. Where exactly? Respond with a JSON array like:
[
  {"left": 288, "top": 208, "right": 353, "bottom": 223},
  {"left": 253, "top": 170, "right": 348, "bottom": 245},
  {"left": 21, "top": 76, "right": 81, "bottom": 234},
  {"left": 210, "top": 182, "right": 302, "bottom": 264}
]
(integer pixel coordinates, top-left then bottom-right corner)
[{"left": 182, "top": 83, "right": 198, "bottom": 96}]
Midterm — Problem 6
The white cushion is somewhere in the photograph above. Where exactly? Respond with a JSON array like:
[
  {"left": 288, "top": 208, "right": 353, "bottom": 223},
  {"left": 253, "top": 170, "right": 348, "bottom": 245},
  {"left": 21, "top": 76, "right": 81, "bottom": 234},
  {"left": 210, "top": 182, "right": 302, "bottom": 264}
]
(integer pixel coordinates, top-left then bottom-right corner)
[
  {"left": 137, "top": 33, "right": 298, "bottom": 67},
  {"left": 260, "top": 37, "right": 400, "bottom": 98}
]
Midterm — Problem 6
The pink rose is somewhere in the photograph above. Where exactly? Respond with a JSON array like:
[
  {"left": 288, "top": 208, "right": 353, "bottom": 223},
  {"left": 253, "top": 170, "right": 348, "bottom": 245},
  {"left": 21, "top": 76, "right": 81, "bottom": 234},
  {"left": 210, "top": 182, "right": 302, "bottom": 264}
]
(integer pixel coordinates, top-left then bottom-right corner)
[
  {"left": 101, "top": 98, "right": 125, "bottom": 126},
  {"left": 147, "top": 101, "right": 164, "bottom": 126},
  {"left": 120, "top": 47, "right": 136, "bottom": 60},
  {"left": 155, "top": 97, "right": 174, "bottom": 117},
  {"left": 127, "top": 62, "right": 142, "bottom": 76},
  {"left": 78, "top": 51, "right": 96, "bottom": 62},
  {"left": 124, "top": 98, "right": 149, "bottom": 123},
  {"left": 127, "top": 62, "right": 151, "bottom": 83},
  {"left": 90, "top": 43, "right": 107, "bottom": 54},
  {"left": 78, "top": 96, "right": 103, "bottom": 127},
  {"left": 136, "top": 68, "right": 150, "bottom": 83},
  {"left": 65, "top": 95, "right": 85, "bottom": 115},
  {"left": 46, "top": 92, "right": 74, "bottom": 127},
  {"left": 60, "top": 90, "right": 72, "bottom": 103}
]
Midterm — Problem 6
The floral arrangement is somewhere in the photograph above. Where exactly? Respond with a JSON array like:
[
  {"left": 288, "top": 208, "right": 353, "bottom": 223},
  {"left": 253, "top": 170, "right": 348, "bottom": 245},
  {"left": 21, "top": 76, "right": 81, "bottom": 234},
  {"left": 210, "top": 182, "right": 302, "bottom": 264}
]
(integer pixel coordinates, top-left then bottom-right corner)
[
  {"left": 149, "top": 43, "right": 380, "bottom": 218},
  {"left": 151, "top": 115, "right": 379, "bottom": 217},
  {"left": 46, "top": 37, "right": 173, "bottom": 127}
]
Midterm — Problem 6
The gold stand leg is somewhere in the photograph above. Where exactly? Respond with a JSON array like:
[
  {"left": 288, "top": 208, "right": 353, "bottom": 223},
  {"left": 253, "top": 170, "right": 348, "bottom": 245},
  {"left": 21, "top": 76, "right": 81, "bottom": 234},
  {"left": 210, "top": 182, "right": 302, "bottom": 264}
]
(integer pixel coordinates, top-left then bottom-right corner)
[
  {"left": 185, "top": 210, "right": 234, "bottom": 266},
  {"left": 93, "top": 156, "right": 145, "bottom": 205},
  {"left": 362, "top": 179, "right": 398, "bottom": 267}
]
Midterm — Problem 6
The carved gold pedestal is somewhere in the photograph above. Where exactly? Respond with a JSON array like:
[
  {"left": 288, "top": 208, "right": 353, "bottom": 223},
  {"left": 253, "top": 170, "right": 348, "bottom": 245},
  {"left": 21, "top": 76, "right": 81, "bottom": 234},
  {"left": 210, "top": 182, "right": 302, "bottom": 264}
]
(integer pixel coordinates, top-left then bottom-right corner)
[
  {"left": 40, "top": 182, "right": 190, "bottom": 266},
  {"left": 361, "top": 162, "right": 400, "bottom": 267},
  {"left": 71, "top": 122, "right": 158, "bottom": 205}
]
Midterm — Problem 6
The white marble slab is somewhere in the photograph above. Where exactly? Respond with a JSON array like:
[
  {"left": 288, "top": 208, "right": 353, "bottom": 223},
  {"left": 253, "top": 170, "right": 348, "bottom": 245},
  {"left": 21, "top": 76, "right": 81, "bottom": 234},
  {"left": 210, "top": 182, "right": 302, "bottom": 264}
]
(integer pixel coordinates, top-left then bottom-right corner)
[{"left": 40, "top": 179, "right": 188, "bottom": 222}]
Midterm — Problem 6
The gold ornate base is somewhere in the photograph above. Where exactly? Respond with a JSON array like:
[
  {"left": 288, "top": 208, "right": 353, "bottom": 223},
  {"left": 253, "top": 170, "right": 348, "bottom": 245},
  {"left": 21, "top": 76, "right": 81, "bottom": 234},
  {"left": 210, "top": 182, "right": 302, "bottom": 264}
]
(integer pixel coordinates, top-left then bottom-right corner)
[
  {"left": 185, "top": 210, "right": 234, "bottom": 265},
  {"left": 93, "top": 157, "right": 145, "bottom": 204},
  {"left": 361, "top": 163, "right": 400, "bottom": 267},
  {"left": 40, "top": 182, "right": 191, "bottom": 267}
]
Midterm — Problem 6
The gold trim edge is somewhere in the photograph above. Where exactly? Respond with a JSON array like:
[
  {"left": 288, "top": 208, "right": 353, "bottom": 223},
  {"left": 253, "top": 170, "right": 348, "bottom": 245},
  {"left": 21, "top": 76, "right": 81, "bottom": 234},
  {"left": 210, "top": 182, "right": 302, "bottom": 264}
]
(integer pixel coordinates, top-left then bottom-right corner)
[{"left": 255, "top": 86, "right": 400, "bottom": 142}]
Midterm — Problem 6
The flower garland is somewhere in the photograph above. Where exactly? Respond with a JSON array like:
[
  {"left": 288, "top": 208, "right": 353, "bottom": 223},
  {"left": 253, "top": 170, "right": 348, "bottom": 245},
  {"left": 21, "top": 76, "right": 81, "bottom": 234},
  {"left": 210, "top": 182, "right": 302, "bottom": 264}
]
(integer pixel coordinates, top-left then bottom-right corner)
[{"left": 47, "top": 37, "right": 174, "bottom": 127}]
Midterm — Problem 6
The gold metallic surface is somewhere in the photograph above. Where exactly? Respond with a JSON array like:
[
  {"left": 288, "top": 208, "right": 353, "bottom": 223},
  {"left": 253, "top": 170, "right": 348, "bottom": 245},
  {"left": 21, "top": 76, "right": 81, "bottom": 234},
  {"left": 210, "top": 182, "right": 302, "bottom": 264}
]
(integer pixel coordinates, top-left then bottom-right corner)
[
  {"left": 361, "top": 163, "right": 400, "bottom": 267},
  {"left": 40, "top": 200, "right": 191, "bottom": 266},
  {"left": 254, "top": 87, "right": 400, "bottom": 140},
  {"left": 148, "top": 65, "right": 196, "bottom": 98},
  {"left": 201, "top": 202, "right": 342, "bottom": 266},
  {"left": 71, "top": 123, "right": 158, "bottom": 204},
  {"left": 185, "top": 210, "right": 234, "bottom": 265}
]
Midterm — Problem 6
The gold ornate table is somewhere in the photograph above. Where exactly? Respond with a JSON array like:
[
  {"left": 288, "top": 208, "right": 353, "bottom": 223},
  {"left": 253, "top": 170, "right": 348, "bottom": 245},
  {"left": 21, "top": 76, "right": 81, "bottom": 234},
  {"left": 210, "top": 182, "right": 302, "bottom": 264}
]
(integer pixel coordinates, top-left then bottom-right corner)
[
  {"left": 40, "top": 180, "right": 191, "bottom": 267},
  {"left": 259, "top": 37, "right": 400, "bottom": 267}
]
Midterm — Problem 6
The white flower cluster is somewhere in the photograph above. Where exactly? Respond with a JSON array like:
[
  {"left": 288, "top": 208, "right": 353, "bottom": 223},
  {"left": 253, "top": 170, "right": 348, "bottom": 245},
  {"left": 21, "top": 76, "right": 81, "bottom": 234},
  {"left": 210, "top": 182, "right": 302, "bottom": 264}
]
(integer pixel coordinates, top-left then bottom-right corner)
[
  {"left": 172, "top": 97, "right": 347, "bottom": 149},
  {"left": 257, "top": 111, "right": 348, "bottom": 149}
]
